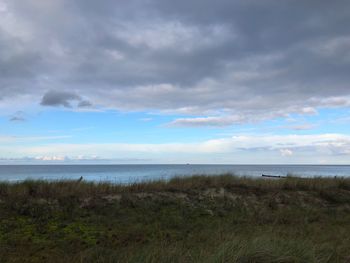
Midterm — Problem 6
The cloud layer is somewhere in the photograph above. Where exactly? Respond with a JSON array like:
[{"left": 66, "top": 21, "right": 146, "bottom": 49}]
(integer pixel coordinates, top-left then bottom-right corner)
[
  {"left": 1, "top": 133, "right": 350, "bottom": 164},
  {"left": 0, "top": 0, "right": 350, "bottom": 124}
]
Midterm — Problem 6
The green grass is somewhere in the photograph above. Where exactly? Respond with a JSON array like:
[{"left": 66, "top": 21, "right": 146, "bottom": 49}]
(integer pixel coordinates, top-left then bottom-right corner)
[{"left": 0, "top": 174, "right": 350, "bottom": 262}]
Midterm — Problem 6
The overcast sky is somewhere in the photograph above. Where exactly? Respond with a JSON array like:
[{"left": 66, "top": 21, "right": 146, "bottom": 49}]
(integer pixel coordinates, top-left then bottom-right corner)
[{"left": 1, "top": 0, "right": 350, "bottom": 164}]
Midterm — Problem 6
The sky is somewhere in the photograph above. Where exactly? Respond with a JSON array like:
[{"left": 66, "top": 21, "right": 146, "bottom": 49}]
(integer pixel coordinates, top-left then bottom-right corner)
[{"left": 1, "top": 0, "right": 350, "bottom": 164}]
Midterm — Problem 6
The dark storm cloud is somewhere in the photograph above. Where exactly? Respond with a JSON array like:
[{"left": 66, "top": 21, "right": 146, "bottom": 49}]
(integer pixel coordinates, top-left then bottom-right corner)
[
  {"left": 41, "top": 90, "right": 90, "bottom": 108},
  {"left": 1, "top": 0, "right": 350, "bottom": 124}
]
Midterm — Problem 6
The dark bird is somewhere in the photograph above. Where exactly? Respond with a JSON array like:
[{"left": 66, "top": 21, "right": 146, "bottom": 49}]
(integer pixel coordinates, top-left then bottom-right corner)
[{"left": 77, "top": 176, "right": 83, "bottom": 182}]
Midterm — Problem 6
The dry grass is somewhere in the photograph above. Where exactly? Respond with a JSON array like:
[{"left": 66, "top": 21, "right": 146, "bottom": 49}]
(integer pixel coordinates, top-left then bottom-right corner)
[
  {"left": 1, "top": 173, "right": 350, "bottom": 198},
  {"left": 0, "top": 174, "right": 350, "bottom": 262}
]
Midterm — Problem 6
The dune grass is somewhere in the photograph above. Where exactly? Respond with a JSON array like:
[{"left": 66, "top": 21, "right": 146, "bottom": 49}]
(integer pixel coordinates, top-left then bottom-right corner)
[{"left": 0, "top": 174, "right": 350, "bottom": 262}]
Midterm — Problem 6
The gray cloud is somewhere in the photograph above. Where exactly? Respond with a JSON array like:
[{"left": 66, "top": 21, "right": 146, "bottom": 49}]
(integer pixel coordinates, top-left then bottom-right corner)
[
  {"left": 284, "top": 124, "right": 317, "bottom": 131},
  {"left": 78, "top": 100, "right": 93, "bottom": 108},
  {"left": 9, "top": 111, "right": 26, "bottom": 122},
  {"left": 40, "top": 90, "right": 92, "bottom": 108},
  {"left": 9, "top": 116, "right": 25, "bottom": 122},
  {"left": 0, "top": 0, "right": 350, "bottom": 122},
  {"left": 40, "top": 90, "right": 81, "bottom": 108},
  {"left": 168, "top": 115, "right": 244, "bottom": 127}
]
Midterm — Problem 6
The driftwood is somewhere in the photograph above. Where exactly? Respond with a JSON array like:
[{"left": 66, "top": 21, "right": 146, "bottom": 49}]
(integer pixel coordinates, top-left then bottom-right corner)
[
  {"left": 77, "top": 176, "right": 84, "bottom": 183},
  {"left": 262, "top": 174, "right": 287, "bottom": 179}
]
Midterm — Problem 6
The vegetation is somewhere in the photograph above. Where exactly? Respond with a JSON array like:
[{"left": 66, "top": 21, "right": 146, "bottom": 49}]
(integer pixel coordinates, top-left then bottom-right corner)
[{"left": 1, "top": 174, "right": 350, "bottom": 262}]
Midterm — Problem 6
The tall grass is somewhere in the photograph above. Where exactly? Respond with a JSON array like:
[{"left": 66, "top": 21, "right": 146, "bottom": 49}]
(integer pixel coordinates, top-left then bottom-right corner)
[
  {"left": 1, "top": 174, "right": 350, "bottom": 198},
  {"left": 0, "top": 174, "right": 350, "bottom": 262}
]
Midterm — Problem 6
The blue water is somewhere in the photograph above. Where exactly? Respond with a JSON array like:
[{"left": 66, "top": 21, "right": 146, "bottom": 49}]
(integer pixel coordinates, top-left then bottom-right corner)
[{"left": 0, "top": 165, "right": 349, "bottom": 183}]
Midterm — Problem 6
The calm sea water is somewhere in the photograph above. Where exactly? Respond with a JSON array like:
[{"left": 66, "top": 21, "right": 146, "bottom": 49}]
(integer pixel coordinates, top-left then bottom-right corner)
[{"left": 0, "top": 165, "right": 349, "bottom": 183}]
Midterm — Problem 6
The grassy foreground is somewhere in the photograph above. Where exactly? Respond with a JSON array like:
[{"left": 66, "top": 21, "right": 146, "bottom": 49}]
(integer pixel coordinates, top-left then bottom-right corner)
[{"left": 1, "top": 174, "right": 350, "bottom": 262}]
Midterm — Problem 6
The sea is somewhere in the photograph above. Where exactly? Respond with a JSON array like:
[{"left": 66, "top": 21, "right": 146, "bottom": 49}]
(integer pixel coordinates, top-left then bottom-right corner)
[{"left": 0, "top": 164, "right": 349, "bottom": 183}]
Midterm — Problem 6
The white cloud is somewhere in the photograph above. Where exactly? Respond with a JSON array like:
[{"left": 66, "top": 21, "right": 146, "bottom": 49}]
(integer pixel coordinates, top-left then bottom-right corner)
[
  {"left": 0, "top": 135, "right": 15, "bottom": 143},
  {"left": 300, "top": 107, "right": 318, "bottom": 115},
  {"left": 0, "top": 134, "right": 71, "bottom": 144},
  {"left": 281, "top": 123, "right": 316, "bottom": 131},
  {"left": 168, "top": 115, "right": 244, "bottom": 127},
  {"left": 280, "top": 149, "right": 293, "bottom": 157},
  {"left": 1, "top": 133, "right": 350, "bottom": 164},
  {"left": 34, "top": 155, "right": 68, "bottom": 161}
]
